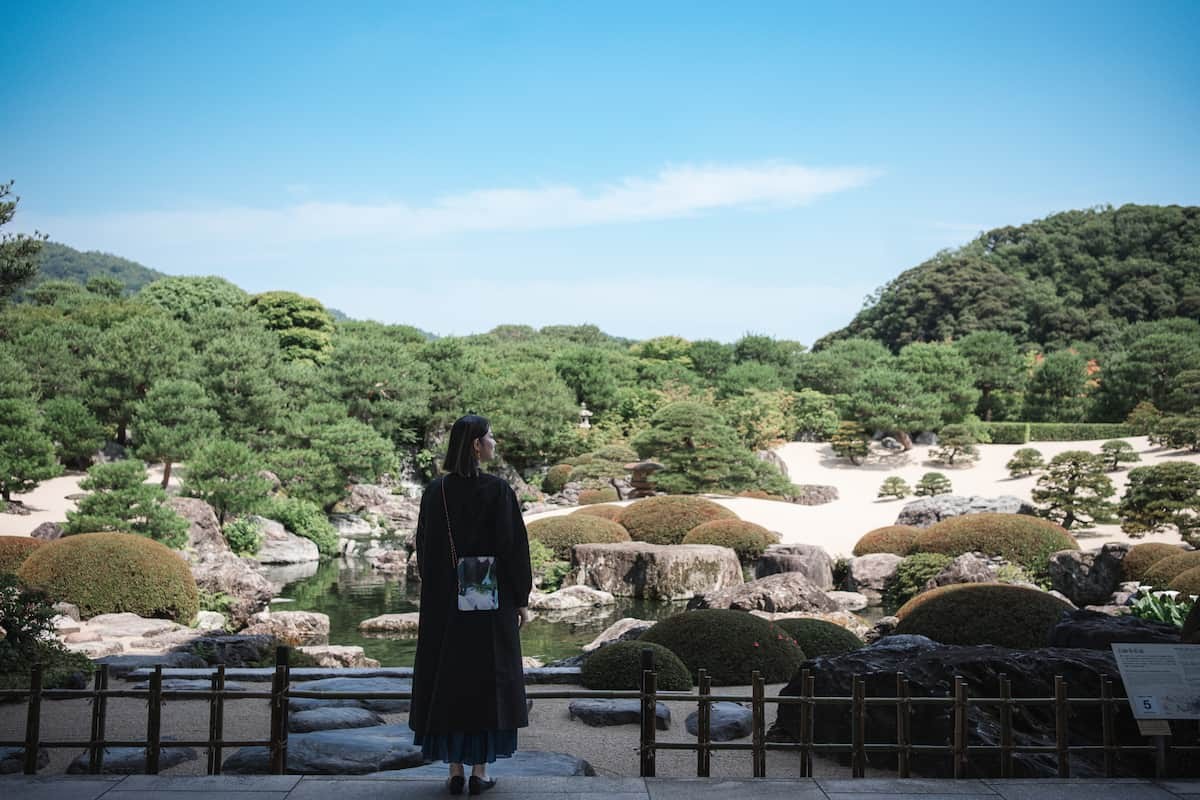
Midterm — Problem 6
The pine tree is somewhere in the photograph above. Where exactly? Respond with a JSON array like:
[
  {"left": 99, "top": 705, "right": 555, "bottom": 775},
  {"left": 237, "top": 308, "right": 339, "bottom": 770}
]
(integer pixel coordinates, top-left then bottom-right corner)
[{"left": 1031, "top": 451, "right": 1116, "bottom": 530}]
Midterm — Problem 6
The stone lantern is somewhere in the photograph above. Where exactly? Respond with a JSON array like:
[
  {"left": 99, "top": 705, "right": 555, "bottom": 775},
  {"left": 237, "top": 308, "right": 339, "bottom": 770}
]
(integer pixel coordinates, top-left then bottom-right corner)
[
  {"left": 624, "top": 460, "right": 664, "bottom": 498},
  {"left": 578, "top": 402, "right": 593, "bottom": 429}
]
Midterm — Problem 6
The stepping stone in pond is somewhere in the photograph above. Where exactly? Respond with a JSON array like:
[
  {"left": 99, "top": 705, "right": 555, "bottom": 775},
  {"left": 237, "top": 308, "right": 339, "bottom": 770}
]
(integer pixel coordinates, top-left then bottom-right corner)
[
  {"left": 373, "top": 750, "right": 595, "bottom": 777},
  {"left": 222, "top": 724, "right": 423, "bottom": 775},
  {"left": 289, "top": 707, "right": 387, "bottom": 733},
  {"left": 567, "top": 698, "right": 670, "bottom": 730},
  {"left": 288, "top": 676, "right": 411, "bottom": 713},
  {"left": 685, "top": 702, "right": 753, "bottom": 741},
  {"left": 67, "top": 744, "right": 198, "bottom": 774},
  {"left": 0, "top": 746, "right": 49, "bottom": 774}
]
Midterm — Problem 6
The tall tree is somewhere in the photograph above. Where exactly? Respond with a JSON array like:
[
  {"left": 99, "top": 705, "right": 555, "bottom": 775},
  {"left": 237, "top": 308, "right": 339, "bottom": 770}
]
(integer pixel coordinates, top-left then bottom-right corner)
[
  {"left": 1023, "top": 350, "right": 1090, "bottom": 422},
  {"left": 0, "top": 181, "right": 47, "bottom": 303},
  {"left": 845, "top": 367, "right": 941, "bottom": 449},
  {"left": 897, "top": 342, "right": 980, "bottom": 425},
  {"left": 0, "top": 398, "right": 61, "bottom": 503},
  {"left": 248, "top": 290, "right": 336, "bottom": 364},
  {"left": 63, "top": 460, "right": 188, "bottom": 547},
  {"left": 132, "top": 379, "right": 221, "bottom": 487},
  {"left": 954, "top": 330, "right": 1027, "bottom": 421},
  {"left": 1031, "top": 451, "right": 1117, "bottom": 529},
  {"left": 1119, "top": 462, "right": 1200, "bottom": 547},
  {"left": 182, "top": 440, "right": 272, "bottom": 524}
]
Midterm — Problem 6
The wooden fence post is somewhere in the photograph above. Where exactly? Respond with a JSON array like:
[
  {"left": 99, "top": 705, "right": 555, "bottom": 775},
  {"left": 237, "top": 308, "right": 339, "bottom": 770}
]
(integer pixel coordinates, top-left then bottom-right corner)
[
  {"left": 697, "top": 669, "right": 711, "bottom": 778},
  {"left": 851, "top": 676, "right": 865, "bottom": 778},
  {"left": 639, "top": 647, "right": 656, "bottom": 778},
  {"left": 23, "top": 664, "right": 43, "bottom": 775},
  {"left": 800, "top": 669, "right": 813, "bottom": 778},
  {"left": 896, "top": 673, "right": 911, "bottom": 779},
  {"left": 752, "top": 670, "right": 766, "bottom": 778},
  {"left": 1054, "top": 675, "right": 1069, "bottom": 778},
  {"left": 952, "top": 675, "right": 967, "bottom": 779},
  {"left": 269, "top": 647, "right": 289, "bottom": 775},
  {"left": 999, "top": 674, "right": 1013, "bottom": 779},
  {"left": 1100, "top": 676, "right": 1115, "bottom": 778},
  {"left": 145, "top": 665, "right": 163, "bottom": 774},
  {"left": 88, "top": 664, "right": 109, "bottom": 774}
]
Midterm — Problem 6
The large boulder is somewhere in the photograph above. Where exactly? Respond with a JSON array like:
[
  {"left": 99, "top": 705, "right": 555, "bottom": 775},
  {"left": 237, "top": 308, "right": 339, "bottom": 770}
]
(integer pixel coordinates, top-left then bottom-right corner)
[
  {"left": 288, "top": 677, "right": 412, "bottom": 713},
  {"left": 924, "top": 553, "right": 997, "bottom": 590},
  {"left": 528, "top": 585, "right": 616, "bottom": 610},
  {"left": 845, "top": 554, "right": 903, "bottom": 604},
  {"left": 1047, "top": 544, "right": 1129, "bottom": 607},
  {"left": 29, "top": 522, "right": 63, "bottom": 541},
  {"left": 768, "top": 641, "right": 1194, "bottom": 778},
  {"left": 685, "top": 702, "right": 753, "bottom": 741},
  {"left": 242, "top": 610, "right": 330, "bottom": 646},
  {"left": 0, "top": 747, "right": 49, "bottom": 774},
  {"left": 689, "top": 572, "right": 838, "bottom": 613},
  {"left": 186, "top": 634, "right": 277, "bottom": 666},
  {"left": 337, "top": 484, "right": 420, "bottom": 532},
  {"left": 1048, "top": 609, "right": 1182, "bottom": 650},
  {"left": 569, "top": 542, "right": 743, "bottom": 601},
  {"left": 329, "top": 513, "right": 401, "bottom": 557},
  {"left": 297, "top": 645, "right": 381, "bottom": 668},
  {"left": 754, "top": 543, "right": 834, "bottom": 589},
  {"left": 288, "top": 707, "right": 386, "bottom": 733},
  {"left": 895, "top": 495, "right": 1035, "bottom": 528},
  {"left": 189, "top": 552, "right": 276, "bottom": 627},
  {"left": 221, "top": 724, "right": 422, "bottom": 774},
  {"left": 168, "top": 497, "right": 229, "bottom": 560},
  {"left": 358, "top": 612, "right": 420, "bottom": 636},
  {"left": 250, "top": 516, "right": 320, "bottom": 564},
  {"left": 580, "top": 618, "right": 655, "bottom": 652},
  {"left": 789, "top": 485, "right": 839, "bottom": 506}
]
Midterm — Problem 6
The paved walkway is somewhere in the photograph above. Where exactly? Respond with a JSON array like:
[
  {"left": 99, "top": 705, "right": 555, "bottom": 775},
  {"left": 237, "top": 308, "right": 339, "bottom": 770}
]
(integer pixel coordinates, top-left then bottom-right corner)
[{"left": 2, "top": 776, "right": 1199, "bottom": 800}]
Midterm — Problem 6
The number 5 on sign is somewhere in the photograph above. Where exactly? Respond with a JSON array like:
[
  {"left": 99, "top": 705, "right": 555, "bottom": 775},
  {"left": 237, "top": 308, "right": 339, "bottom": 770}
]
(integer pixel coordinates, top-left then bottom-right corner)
[{"left": 1136, "top": 695, "right": 1160, "bottom": 714}]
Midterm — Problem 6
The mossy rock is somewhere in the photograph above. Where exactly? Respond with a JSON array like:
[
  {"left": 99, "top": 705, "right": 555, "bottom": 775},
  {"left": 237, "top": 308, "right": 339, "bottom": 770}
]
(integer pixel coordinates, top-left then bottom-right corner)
[
  {"left": 0, "top": 536, "right": 45, "bottom": 574},
  {"left": 526, "top": 515, "right": 631, "bottom": 560},
  {"left": 852, "top": 525, "right": 920, "bottom": 557},
  {"left": 581, "top": 641, "right": 692, "bottom": 691},
  {"left": 1123, "top": 543, "right": 1189, "bottom": 583},
  {"left": 682, "top": 519, "right": 777, "bottom": 562},
  {"left": 911, "top": 513, "right": 1078, "bottom": 572},
  {"left": 639, "top": 609, "right": 804, "bottom": 685},
  {"left": 884, "top": 552, "right": 954, "bottom": 608},
  {"left": 1141, "top": 551, "right": 1200, "bottom": 590},
  {"left": 578, "top": 487, "right": 619, "bottom": 505},
  {"left": 617, "top": 496, "right": 738, "bottom": 546},
  {"left": 773, "top": 618, "right": 864, "bottom": 658},
  {"left": 894, "top": 583, "right": 1072, "bottom": 649},
  {"left": 1167, "top": 565, "right": 1200, "bottom": 597},
  {"left": 17, "top": 532, "right": 199, "bottom": 623},
  {"left": 542, "top": 464, "right": 574, "bottom": 494},
  {"left": 571, "top": 504, "right": 625, "bottom": 522}
]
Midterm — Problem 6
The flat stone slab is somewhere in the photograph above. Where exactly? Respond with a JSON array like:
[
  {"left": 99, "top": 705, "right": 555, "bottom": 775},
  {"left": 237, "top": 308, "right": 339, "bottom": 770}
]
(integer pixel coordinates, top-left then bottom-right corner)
[
  {"left": 129, "top": 678, "right": 250, "bottom": 692},
  {"left": 0, "top": 746, "right": 49, "bottom": 774},
  {"left": 66, "top": 745, "right": 198, "bottom": 774},
  {"left": 125, "top": 665, "right": 582, "bottom": 684},
  {"left": 289, "top": 707, "right": 387, "bottom": 733},
  {"left": 358, "top": 613, "right": 420, "bottom": 635},
  {"left": 685, "top": 702, "right": 753, "bottom": 741},
  {"left": 222, "top": 724, "right": 423, "bottom": 774},
  {"left": 289, "top": 676, "right": 412, "bottom": 713},
  {"left": 568, "top": 699, "right": 670, "bottom": 730},
  {"left": 94, "top": 652, "right": 208, "bottom": 678},
  {"left": 374, "top": 749, "right": 596, "bottom": 777}
]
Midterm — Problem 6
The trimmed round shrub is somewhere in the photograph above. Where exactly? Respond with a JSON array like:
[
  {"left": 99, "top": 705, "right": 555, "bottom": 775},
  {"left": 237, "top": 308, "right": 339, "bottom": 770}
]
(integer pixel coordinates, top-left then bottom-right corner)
[
  {"left": 578, "top": 487, "right": 619, "bottom": 505},
  {"left": 1123, "top": 543, "right": 1189, "bottom": 583},
  {"left": 617, "top": 496, "right": 738, "bottom": 546},
  {"left": 911, "top": 513, "right": 1078, "bottom": 572},
  {"left": 571, "top": 504, "right": 625, "bottom": 522},
  {"left": 884, "top": 552, "right": 954, "bottom": 608},
  {"left": 639, "top": 609, "right": 804, "bottom": 685},
  {"left": 894, "top": 583, "right": 1072, "bottom": 649},
  {"left": 682, "top": 519, "right": 776, "bottom": 561},
  {"left": 581, "top": 641, "right": 692, "bottom": 691},
  {"left": 1141, "top": 551, "right": 1200, "bottom": 589},
  {"left": 18, "top": 532, "right": 199, "bottom": 622},
  {"left": 773, "top": 618, "right": 864, "bottom": 658},
  {"left": 852, "top": 525, "right": 920, "bottom": 557},
  {"left": 0, "top": 536, "right": 44, "bottom": 574},
  {"left": 542, "top": 464, "right": 573, "bottom": 494},
  {"left": 1168, "top": 566, "right": 1200, "bottom": 597},
  {"left": 265, "top": 497, "right": 338, "bottom": 557},
  {"left": 526, "top": 515, "right": 630, "bottom": 560}
]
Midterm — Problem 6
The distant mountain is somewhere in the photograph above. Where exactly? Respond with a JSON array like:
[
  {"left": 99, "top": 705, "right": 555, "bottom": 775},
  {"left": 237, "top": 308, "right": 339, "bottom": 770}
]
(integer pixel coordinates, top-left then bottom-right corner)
[
  {"left": 816, "top": 204, "right": 1200, "bottom": 351},
  {"left": 31, "top": 241, "right": 167, "bottom": 294}
]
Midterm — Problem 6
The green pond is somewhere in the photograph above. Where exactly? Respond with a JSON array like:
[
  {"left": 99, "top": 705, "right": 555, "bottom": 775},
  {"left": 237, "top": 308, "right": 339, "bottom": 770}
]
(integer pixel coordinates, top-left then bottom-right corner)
[{"left": 270, "top": 559, "right": 688, "bottom": 667}]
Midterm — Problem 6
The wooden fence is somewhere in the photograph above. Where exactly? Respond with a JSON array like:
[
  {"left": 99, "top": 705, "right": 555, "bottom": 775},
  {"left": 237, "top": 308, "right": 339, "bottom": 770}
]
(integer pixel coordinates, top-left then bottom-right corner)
[{"left": 1, "top": 646, "right": 1196, "bottom": 778}]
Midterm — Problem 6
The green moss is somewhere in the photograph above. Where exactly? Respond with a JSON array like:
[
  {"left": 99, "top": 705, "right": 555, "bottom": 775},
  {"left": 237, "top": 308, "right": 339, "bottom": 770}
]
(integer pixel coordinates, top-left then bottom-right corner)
[
  {"left": 617, "top": 496, "right": 737, "bottom": 546},
  {"left": 773, "top": 618, "right": 864, "bottom": 658},
  {"left": 526, "top": 515, "right": 631, "bottom": 560},
  {"left": 852, "top": 525, "right": 920, "bottom": 557},
  {"left": 581, "top": 641, "right": 692, "bottom": 690},
  {"left": 894, "top": 583, "right": 1072, "bottom": 649},
  {"left": 639, "top": 609, "right": 804, "bottom": 685},
  {"left": 912, "top": 513, "right": 1078, "bottom": 574},
  {"left": 883, "top": 553, "right": 954, "bottom": 608}
]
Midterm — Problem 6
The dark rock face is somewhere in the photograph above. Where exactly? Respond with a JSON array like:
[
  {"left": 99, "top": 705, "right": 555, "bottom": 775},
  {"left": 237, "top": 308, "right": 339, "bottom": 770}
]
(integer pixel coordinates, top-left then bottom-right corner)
[
  {"left": 688, "top": 572, "right": 838, "bottom": 613},
  {"left": 768, "top": 641, "right": 1198, "bottom": 777},
  {"left": 685, "top": 702, "right": 753, "bottom": 741},
  {"left": 67, "top": 744, "right": 198, "bottom": 774},
  {"left": 288, "top": 677, "right": 412, "bottom": 713},
  {"left": 185, "top": 634, "right": 277, "bottom": 666},
  {"left": 790, "top": 485, "right": 839, "bottom": 506},
  {"left": 568, "top": 699, "right": 670, "bottom": 730},
  {"left": 0, "top": 747, "right": 49, "bottom": 774},
  {"left": 222, "top": 724, "right": 423, "bottom": 774},
  {"left": 379, "top": 750, "right": 595, "bottom": 777},
  {"left": 1048, "top": 610, "right": 1182, "bottom": 650},
  {"left": 895, "top": 496, "right": 1035, "bottom": 528},
  {"left": 755, "top": 543, "right": 834, "bottom": 589},
  {"left": 29, "top": 522, "right": 63, "bottom": 541},
  {"left": 288, "top": 707, "right": 387, "bottom": 733},
  {"left": 1048, "top": 544, "right": 1129, "bottom": 607},
  {"left": 94, "top": 652, "right": 208, "bottom": 679},
  {"left": 925, "top": 553, "right": 996, "bottom": 589}
]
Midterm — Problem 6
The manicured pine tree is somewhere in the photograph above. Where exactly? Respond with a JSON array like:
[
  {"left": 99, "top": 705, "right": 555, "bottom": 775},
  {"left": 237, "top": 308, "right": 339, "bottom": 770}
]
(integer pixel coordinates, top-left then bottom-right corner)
[
  {"left": 64, "top": 460, "right": 188, "bottom": 548},
  {"left": 132, "top": 379, "right": 221, "bottom": 488},
  {"left": 1031, "top": 451, "right": 1117, "bottom": 530}
]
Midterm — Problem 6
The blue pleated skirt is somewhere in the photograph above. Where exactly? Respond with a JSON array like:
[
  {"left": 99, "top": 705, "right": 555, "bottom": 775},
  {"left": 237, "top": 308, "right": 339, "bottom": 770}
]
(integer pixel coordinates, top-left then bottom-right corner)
[{"left": 414, "top": 729, "right": 518, "bottom": 765}]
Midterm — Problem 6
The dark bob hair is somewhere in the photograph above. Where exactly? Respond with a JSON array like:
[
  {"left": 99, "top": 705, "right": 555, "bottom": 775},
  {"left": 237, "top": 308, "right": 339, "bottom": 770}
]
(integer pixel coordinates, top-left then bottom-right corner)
[{"left": 442, "top": 414, "right": 491, "bottom": 476}]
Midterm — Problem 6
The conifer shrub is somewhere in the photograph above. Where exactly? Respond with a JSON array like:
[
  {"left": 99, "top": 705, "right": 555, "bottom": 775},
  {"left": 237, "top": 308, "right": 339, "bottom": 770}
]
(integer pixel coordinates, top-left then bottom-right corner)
[
  {"left": 264, "top": 497, "right": 339, "bottom": 558},
  {"left": 571, "top": 504, "right": 625, "bottom": 522},
  {"left": 578, "top": 487, "right": 619, "bottom": 505},
  {"left": 18, "top": 533, "right": 199, "bottom": 623},
  {"left": 542, "top": 464, "right": 573, "bottom": 494},
  {"left": 773, "top": 617, "right": 864, "bottom": 658},
  {"left": 1141, "top": 551, "right": 1200, "bottom": 590},
  {"left": 639, "top": 609, "right": 804, "bottom": 685},
  {"left": 0, "top": 536, "right": 44, "bottom": 574},
  {"left": 527, "top": 515, "right": 631, "bottom": 560},
  {"left": 852, "top": 525, "right": 921, "bottom": 557},
  {"left": 580, "top": 641, "right": 692, "bottom": 690},
  {"left": 682, "top": 519, "right": 778, "bottom": 562},
  {"left": 911, "top": 513, "right": 1078, "bottom": 573},
  {"left": 617, "top": 495, "right": 737, "bottom": 545},
  {"left": 883, "top": 552, "right": 954, "bottom": 608},
  {"left": 894, "top": 583, "right": 1072, "bottom": 649},
  {"left": 877, "top": 477, "right": 911, "bottom": 499},
  {"left": 1168, "top": 566, "right": 1200, "bottom": 598},
  {"left": 914, "top": 472, "right": 953, "bottom": 496},
  {"left": 1122, "top": 543, "right": 1188, "bottom": 583},
  {"left": 1006, "top": 448, "right": 1045, "bottom": 478}
]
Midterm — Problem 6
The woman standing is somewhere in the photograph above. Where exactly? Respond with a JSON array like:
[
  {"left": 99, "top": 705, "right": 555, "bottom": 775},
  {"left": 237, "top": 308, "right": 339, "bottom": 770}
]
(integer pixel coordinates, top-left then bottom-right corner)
[{"left": 409, "top": 414, "right": 533, "bottom": 795}]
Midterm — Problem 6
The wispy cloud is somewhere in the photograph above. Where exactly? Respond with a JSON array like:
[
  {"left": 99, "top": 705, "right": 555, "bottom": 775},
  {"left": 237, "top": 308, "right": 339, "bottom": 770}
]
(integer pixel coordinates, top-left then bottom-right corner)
[{"left": 30, "top": 161, "right": 879, "bottom": 251}]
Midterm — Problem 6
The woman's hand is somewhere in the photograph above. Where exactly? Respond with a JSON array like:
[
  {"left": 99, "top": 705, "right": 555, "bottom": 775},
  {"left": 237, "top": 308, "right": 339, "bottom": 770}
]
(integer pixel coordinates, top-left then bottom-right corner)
[{"left": 517, "top": 607, "right": 532, "bottom": 628}]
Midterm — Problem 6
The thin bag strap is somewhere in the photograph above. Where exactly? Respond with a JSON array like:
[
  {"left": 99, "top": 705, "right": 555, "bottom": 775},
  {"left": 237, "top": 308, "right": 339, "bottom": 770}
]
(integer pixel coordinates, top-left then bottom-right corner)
[{"left": 440, "top": 479, "right": 461, "bottom": 593}]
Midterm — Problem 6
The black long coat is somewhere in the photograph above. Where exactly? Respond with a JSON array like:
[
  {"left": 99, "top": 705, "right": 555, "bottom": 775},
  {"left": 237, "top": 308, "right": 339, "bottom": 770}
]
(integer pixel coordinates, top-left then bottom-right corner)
[{"left": 408, "top": 473, "right": 533, "bottom": 736}]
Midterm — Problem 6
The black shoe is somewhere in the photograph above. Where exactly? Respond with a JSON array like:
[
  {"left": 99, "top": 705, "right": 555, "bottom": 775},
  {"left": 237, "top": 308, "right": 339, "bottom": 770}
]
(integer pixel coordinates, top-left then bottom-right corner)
[
  {"left": 468, "top": 776, "right": 497, "bottom": 795},
  {"left": 447, "top": 775, "right": 465, "bottom": 795}
]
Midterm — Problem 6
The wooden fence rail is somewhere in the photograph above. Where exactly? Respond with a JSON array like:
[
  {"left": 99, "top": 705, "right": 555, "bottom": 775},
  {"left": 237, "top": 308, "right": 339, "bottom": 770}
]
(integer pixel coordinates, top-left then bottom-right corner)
[{"left": 1, "top": 646, "right": 1196, "bottom": 778}]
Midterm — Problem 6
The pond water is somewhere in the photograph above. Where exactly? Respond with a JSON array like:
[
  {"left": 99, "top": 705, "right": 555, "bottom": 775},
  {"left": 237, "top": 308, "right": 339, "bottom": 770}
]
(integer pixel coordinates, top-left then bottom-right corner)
[{"left": 270, "top": 559, "right": 688, "bottom": 667}]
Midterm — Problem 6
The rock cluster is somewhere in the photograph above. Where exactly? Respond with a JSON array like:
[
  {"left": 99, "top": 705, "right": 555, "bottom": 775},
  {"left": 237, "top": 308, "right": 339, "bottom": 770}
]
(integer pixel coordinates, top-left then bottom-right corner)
[
  {"left": 894, "top": 495, "right": 1035, "bottom": 528},
  {"left": 569, "top": 542, "right": 743, "bottom": 601}
]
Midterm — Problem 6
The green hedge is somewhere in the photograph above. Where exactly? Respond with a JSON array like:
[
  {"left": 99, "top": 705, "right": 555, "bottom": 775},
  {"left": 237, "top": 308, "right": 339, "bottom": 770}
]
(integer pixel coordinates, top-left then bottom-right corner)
[
  {"left": 617, "top": 496, "right": 738, "bottom": 545},
  {"left": 581, "top": 641, "right": 692, "bottom": 690},
  {"left": 0, "top": 536, "right": 45, "bottom": 574},
  {"left": 1122, "top": 543, "right": 1189, "bottom": 583},
  {"left": 894, "top": 583, "right": 1072, "bottom": 648},
  {"left": 527, "top": 514, "right": 631, "bottom": 560},
  {"left": 682, "top": 519, "right": 778, "bottom": 562},
  {"left": 773, "top": 618, "right": 863, "bottom": 658},
  {"left": 639, "top": 609, "right": 804, "bottom": 685},
  {"left": 983, "top": 422, "right": 1134, "bottom": 444},
  {"left": 912, "top": 513, "right": 1078, "bottom": 574}
]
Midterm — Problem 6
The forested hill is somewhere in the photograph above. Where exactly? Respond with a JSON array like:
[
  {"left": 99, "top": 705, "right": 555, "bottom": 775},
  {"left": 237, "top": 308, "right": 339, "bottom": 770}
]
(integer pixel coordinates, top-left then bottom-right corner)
[
  {"left": 816, "top": 204, "right": 1200, "bottom": 352},
  {"left": 31, "top": 242, "right": 168, "bottom": 295}
]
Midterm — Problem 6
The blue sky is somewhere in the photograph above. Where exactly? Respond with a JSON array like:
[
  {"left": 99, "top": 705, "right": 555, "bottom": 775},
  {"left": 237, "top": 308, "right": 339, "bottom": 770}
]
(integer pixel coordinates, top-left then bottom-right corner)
[{"left": 5, "top": 1, "right": 1198, "bottom": 344}]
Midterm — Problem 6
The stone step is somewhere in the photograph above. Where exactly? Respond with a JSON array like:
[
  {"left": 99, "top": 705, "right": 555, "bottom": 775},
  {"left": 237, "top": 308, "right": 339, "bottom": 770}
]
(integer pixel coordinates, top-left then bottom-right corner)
[{"left": 123, "top": 665, "right": 582, "bottom": 683}]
